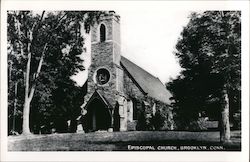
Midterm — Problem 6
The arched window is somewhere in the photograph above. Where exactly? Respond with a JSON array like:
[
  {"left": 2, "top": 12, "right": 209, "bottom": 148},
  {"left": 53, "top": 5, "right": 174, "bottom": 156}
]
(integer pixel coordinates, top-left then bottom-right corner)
[
  {"left": 100, "top": 24, "right": 106, "bottom": 42},
  {"left": 132, "top": 98, "right": 138, "bottom": 120}
]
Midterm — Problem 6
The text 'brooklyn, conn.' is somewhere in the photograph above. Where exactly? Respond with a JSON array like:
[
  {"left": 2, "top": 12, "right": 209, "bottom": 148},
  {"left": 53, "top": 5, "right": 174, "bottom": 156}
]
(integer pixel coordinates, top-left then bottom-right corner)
[{"left": 127, "top": 145, "right": 225, "bottom": 151}]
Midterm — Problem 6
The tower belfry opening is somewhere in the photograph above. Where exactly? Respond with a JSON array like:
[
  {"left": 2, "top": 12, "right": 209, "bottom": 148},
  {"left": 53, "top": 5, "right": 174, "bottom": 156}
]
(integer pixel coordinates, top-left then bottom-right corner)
[{"left": 100, "top": 24, "right": 106, "bottom": 42}]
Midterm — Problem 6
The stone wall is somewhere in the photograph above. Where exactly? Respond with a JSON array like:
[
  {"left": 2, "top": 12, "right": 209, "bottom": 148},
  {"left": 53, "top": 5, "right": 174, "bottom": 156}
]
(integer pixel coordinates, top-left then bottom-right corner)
[
  {"left": 123, "top": 68, "right": 148, "bottom": 130},
  {"left": 116, "top": 66, "right": 124, "bottom": 93},
  {"left": 83, "top": 41, "right": 118, "bottom": 108},
  {"left": 123, "top": 68, "right": 145, "bottom": 100},
  {"left": 112, "top": 17, "right": 121, "bottom": 65},
  {"left": 123, "top": 67, "right": 173, "bottom": 130}
]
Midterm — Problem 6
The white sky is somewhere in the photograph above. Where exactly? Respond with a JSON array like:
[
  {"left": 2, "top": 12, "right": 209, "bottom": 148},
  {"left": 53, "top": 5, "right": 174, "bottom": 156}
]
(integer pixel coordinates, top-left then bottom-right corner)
[
  {"left": 72, "top": 10, "right": 191, "bottom": 86},
  {"left": 119, "top": 10, "right": 190, "bottom": 83}
]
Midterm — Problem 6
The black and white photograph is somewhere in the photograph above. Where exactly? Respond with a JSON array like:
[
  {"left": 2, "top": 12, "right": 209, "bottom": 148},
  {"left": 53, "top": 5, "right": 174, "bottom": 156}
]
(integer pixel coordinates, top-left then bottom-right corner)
[{"left": 1, "top": 0, "right": 249, "bottom": 162}]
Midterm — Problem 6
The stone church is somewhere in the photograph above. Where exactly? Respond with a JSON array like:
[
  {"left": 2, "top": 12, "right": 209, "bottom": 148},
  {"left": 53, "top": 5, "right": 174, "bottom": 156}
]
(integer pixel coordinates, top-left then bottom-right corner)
[{"left": 80, "top": 11, "right": 173, "bottom": 132}]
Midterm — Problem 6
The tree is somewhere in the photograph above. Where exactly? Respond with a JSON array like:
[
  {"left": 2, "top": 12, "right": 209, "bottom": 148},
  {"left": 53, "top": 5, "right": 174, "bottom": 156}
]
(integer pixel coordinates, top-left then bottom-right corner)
[
  {"left": 8, "top": 11, "right": 103, "bottom": 135},
  {"left": 167, "top": 11, "right": 241, "bottom": 142},
  {"left": 167, "top": 73, "right": 223, "bottom": 130}
]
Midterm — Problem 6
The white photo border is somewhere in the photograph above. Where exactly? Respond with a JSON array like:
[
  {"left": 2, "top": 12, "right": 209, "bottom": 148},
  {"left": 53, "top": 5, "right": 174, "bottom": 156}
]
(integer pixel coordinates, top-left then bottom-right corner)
[{"left": 1, "top": 0, "right": 249, "bottom": 162}]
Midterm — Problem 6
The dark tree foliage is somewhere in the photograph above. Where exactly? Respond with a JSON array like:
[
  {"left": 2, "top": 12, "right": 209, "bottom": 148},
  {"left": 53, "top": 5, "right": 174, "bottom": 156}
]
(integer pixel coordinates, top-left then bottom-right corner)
[
  {"left": 150, "top": 110, "right": 166, "bottom": 130},
  {"left": 8, "top": 11, "right": 105, "bottom": 135},
  {"left": 166, "top": 11, "right": 241, "bottom": 141}
]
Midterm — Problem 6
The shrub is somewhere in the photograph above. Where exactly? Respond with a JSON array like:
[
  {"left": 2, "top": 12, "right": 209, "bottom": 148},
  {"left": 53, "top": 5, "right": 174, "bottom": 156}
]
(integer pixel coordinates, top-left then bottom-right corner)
[
  {"left": 150, "top": 111, "right": 165, "bottom": 130},
  {"left": 188, "top": 118, "right": 208, "bottom": 131}
]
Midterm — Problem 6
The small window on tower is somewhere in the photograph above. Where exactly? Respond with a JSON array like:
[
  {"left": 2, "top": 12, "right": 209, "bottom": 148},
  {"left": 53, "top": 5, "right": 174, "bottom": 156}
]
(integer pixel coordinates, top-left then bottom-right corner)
[{"left": 100, "top": 24, "right": 106, "bottom": 42}]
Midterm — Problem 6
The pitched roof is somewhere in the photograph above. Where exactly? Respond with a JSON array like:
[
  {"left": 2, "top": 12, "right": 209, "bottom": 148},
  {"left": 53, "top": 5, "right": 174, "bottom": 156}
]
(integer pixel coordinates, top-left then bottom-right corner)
[
  {"left": 84, "top": 90, "right": 113, "bottom": 110},
  {"left": 120, "top": 56, "right": 172, "bottom": 104}
]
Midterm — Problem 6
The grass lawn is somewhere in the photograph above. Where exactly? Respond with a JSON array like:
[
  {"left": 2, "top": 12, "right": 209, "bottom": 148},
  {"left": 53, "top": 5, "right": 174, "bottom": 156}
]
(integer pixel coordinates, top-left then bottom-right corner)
[{"left": 8, "top": 131, "right": 241, "bottom": 151}]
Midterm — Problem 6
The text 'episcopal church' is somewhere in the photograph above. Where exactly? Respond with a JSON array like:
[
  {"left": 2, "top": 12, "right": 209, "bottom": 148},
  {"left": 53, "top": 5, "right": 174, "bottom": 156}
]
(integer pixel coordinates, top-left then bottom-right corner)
[{"left": 79, "top": 11, "right": 174, "bottom": 132}]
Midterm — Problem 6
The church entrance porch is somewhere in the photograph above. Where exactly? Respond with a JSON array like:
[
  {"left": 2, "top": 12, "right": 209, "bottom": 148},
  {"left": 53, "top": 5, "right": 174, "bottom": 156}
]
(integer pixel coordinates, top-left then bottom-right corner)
[{"left": 85, "top": 98, "right": 112, "bottom": 132}]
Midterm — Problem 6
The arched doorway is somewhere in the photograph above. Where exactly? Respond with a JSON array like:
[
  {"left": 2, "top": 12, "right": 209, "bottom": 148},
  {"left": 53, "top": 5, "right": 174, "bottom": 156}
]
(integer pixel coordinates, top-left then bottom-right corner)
[{"left": 86, "top": 98, "right": 111, "bottom": 132}]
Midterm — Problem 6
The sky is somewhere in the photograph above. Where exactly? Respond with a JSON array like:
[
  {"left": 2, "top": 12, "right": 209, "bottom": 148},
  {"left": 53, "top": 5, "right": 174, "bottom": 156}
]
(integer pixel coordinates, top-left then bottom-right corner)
[{"left": 71, "top": 9, "right": 191, "bottom": 86}]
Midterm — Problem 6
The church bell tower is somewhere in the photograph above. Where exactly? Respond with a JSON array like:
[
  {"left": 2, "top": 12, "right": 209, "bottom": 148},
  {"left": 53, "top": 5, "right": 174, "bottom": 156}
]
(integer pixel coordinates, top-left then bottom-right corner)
[
  {"left": 87, "top": 11, "right": 123, "bottom": 103},
  {"left": 83, "top": 11, "right": 126, "bottom": 132}
]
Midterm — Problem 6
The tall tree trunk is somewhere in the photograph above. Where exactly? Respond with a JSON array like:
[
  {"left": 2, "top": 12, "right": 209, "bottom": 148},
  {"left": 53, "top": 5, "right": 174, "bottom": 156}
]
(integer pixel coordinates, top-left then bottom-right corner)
[
  {"left": 21, "top": 43, "right": 46, "bottom": 135},
  {"left": 22, "top": 49, "right": 32, "bottom": 135},
  {"left": 220, "top": 84, "right": 231, "bottom": 142},
  {"left": 22, "top": 99, "right": 31, "bottom": 135}
]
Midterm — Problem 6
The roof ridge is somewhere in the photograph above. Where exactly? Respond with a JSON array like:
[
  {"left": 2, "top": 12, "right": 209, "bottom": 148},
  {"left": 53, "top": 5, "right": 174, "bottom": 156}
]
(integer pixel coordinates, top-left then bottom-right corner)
[{"left": 155, "top": 76, "right": 165, "bottom": 85}]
